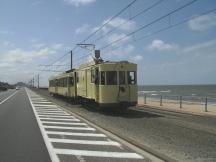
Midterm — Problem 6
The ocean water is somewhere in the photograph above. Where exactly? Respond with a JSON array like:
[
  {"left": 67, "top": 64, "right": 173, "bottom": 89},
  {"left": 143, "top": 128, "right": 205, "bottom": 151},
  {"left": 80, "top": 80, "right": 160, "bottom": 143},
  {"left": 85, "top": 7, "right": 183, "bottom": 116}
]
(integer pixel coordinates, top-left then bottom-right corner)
[{"left": 138, "top": 85, "right": 216, "bottom": 104}]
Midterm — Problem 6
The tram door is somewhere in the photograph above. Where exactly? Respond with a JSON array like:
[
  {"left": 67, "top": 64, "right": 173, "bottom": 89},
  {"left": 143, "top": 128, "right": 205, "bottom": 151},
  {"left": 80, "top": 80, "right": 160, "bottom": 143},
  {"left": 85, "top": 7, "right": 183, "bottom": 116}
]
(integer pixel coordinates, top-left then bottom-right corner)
[
  {"left": 55, "top": 79, "right": 58, "bottom": 94},
  {"left": 118, "top": 71, "right": 130, "bottom": 101},
  {"left": 94, "top": 67, "right": 99, "bottom": 102}
]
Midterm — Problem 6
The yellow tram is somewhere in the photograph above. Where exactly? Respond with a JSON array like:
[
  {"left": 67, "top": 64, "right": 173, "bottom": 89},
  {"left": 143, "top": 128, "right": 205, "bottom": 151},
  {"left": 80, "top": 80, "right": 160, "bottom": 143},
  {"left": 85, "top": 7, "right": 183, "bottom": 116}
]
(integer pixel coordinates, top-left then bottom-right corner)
[{"left": 49, "top": 53, "right": 137, "bottom": 108}]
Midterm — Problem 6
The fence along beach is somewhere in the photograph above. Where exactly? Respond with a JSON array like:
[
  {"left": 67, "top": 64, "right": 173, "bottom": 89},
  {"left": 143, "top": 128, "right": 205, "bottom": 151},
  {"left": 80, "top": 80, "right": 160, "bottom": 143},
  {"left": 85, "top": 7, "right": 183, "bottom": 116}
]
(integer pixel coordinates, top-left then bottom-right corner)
[{"left": 138, "top": 85, "right": 216, "bottom": 115}]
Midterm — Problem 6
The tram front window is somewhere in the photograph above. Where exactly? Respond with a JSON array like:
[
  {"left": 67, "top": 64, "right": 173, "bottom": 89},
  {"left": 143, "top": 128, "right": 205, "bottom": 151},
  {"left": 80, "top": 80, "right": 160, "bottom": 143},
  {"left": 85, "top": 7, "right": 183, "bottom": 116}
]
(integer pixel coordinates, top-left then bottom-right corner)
[
  {"left": 128, "top": 71, "right": 136, "bottom": 85},
  {"left": 106, "top": 71, "right": 117, "bottom": 85}
]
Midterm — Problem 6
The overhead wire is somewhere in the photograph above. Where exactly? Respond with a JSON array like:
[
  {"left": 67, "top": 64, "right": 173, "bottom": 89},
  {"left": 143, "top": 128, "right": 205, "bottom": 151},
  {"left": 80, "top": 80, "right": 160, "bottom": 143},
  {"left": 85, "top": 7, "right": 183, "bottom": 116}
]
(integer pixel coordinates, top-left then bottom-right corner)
[
  {"left": 104, "top": 8, "right": 216, "bottom": 54},
  {"left": 91, "top": 0, "right": 164, "bottom": 44},
  {"left": 99, "top": 0, "right": 198, "bottom": 50}
]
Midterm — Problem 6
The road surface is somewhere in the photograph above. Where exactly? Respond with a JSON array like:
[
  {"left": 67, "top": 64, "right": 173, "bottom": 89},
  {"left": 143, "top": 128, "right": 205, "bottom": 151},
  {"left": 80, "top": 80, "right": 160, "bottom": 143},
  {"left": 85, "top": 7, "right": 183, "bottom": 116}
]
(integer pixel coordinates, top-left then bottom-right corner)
[
  {"left": 34, "top": 88, "right": 216, "bottom": 162},
  {"left": 0, "top": 88, "right": 156, "bottom": 162}
]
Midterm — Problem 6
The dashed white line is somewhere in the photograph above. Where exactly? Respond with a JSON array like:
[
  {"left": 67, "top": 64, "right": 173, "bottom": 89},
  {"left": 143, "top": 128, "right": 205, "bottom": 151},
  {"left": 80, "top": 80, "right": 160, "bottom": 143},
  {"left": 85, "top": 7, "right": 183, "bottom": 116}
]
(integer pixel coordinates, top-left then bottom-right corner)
[
  {"left": 42, "top": 121, "right": 87, "bottom": 126},
  {"left": 38, "top": 115, "right": 76, "bottom": 119},
  {"left": 54, "top": 149, "right": 144, "bottom": 159},
  {"left": 37, "top": 113, "right": 71, "bottom": 116},
  {"left": 50, "top": 138, "right": 121, "bottom": 146},
  {"left": 46, "top": 131, "right": 106, "bottom": 137},
  {"left": 40, "top": 117, "right": 80, "bottom": 121},
  {"left": 40, "top": 118, "right": 80, "bottom": 122},
  {"left": 44, "top": 125, "right": 96, "bottom": 131}
]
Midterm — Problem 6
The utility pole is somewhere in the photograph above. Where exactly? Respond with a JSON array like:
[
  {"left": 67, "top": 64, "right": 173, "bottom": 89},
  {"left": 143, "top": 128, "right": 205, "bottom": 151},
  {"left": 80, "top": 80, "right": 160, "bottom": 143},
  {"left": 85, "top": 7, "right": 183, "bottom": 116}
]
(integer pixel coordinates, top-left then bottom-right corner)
[
  {"left": 71, "top": 50, "right": 73, "bottom": 70},
  {"left": 37, "top": 74, "right": 40, "bottom": 89},
  {"left": 33, "top": 78, "right": 34, "bottom": 88}
]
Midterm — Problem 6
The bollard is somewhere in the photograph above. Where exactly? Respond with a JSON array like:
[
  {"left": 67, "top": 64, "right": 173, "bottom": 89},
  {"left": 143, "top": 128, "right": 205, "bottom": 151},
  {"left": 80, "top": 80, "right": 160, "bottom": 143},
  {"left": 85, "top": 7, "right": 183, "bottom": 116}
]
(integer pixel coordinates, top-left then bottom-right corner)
[
  {"left": 144, "top": 95, "right": 147, "bottom": 104},
  {"left": 180, "top": 96, "right": 182, "bottom": 109},
  {"left": 160, "top": 95, "right": 163, "bottom": 106},
  {"left": 205, "top": 97, "right": 208, "bottom": 112}
]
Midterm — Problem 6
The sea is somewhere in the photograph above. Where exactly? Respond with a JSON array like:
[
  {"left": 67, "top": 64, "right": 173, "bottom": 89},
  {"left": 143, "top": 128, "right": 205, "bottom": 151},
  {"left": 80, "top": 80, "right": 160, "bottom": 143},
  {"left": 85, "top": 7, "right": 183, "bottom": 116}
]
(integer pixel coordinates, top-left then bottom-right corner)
[{"left": 138, "top": 85, "right": 216, "bottom": 104}]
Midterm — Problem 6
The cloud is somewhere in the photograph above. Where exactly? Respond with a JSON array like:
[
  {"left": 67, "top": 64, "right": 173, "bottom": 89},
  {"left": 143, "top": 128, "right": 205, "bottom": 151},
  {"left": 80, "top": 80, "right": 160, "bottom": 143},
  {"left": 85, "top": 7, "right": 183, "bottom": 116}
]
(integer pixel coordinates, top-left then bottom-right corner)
[
  {"left": 105, "top": 33, "right": 129, "bottom": 44},
  {"left": 106, "top": 17, "right": 136, "bottom": 31},
  {"left": 147, "top": 39, "right": 178, "bottom": 51},
  {"left": 75, "top": 24, "right": 91, "bottom": 34},
  {"left": 0, "top": 43, "right": 65, "bottom": 66},
  {"left": 131, "top": 55, "right": 143, "bottom": 62},
  {"left": 63, "top": 0, "right": 96, "bottom": 7},
  {"left": 181, "top": 39, "right": 216, "bottom": 57},
  {"left": 188, "top": 14, "right": 216, "bottom": 31}
]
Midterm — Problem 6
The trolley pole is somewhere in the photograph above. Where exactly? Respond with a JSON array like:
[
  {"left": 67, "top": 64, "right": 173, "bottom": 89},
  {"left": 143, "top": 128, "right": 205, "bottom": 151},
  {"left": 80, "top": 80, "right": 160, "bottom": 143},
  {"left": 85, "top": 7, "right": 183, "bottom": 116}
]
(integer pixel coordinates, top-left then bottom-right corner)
[
  {"left": 160, "top": 95, "right": 163, "bottom": 106},
  {"left": 37, "top": 74, "right": 40, "bottom": 89},
  {"left": 144, "top": 95, "right": 147, "bottom": 104},
  {"left": 205, "top": 97, "right": 208, "bottom": 112},
  {"left": 71, "top": 50, "right": 73, "bottom": 70},
  {"left": 33, "top": 78, "right": 34, "bottom": 88}
]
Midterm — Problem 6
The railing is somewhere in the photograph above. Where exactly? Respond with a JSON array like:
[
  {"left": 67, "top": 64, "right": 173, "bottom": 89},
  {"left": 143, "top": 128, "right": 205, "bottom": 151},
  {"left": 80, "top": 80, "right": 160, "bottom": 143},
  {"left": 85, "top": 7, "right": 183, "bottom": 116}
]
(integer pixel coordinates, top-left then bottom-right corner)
[{"left": 138, "top": 93, "right": 216, "bottom": 113}]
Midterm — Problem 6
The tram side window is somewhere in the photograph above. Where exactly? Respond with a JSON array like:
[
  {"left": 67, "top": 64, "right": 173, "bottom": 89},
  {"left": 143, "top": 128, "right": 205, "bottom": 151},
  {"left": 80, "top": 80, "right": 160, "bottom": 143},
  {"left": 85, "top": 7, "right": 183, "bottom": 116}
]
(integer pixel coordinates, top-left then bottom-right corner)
[
  {"left": 68, "top": 77, "right": 74, "bottom": 86},
  {"left": 106, "top": 71, "right": 117, "bottom": 85},
  {"left": 91, "top": 68, "right": 95, "bottom": 83},
  {"left": 128, "top": 71, "right": 136, "bottom": 85},
  {"left": 119, "top": 71, "right": 125, "bottom": 85},
  {"left": 64, "top": 78, "right": 67, "bottom": 87},
  {"left": 100, "top": 71, "right": 105, "bottom": 85},
  {"left": 76, "top": 73, "right": 79, "bottom": 83}
]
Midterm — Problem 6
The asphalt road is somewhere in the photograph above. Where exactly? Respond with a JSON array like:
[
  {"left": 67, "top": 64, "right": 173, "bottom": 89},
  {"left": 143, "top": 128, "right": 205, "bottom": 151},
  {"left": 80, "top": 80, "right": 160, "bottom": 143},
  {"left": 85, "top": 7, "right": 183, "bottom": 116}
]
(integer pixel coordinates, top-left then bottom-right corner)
[
  {"left": 0, "top": 89, "right": 151, "bottom": 162},
  {"left": 34, "top": 88, "right": 216, "bottom": 162},
  {"left": 0, "top": 88, "right": 51, "bottom": 162}
]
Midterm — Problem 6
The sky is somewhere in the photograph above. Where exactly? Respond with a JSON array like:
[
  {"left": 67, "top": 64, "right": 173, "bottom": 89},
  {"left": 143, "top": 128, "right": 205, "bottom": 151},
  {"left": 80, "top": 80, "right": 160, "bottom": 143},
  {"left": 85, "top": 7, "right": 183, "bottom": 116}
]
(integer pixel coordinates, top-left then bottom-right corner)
[{"left": 0, "top": 0, "right": 216, "bottom": 86}]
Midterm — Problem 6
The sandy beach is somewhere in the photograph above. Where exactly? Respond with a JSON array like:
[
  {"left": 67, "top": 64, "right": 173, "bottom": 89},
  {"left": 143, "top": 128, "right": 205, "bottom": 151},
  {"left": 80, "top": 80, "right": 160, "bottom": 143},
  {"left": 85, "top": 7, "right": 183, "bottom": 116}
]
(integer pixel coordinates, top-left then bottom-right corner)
[{"left": 138, "top": 96, "right": 216, "bottom": 116}]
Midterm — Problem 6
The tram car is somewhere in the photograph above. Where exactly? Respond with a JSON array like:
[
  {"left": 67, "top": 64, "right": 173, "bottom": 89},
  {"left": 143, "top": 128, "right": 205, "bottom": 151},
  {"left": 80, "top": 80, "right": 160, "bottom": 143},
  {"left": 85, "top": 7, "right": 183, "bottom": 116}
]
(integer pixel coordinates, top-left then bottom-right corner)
[{"left": 49, "top": 51, "right": 137, "bottom": 108}]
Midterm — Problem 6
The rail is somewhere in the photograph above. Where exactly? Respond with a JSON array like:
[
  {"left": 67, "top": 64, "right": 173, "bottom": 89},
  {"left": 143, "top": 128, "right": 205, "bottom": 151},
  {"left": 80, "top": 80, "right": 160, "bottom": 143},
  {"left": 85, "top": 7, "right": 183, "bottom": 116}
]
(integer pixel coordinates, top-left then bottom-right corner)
[{"left": 138, "top": 93, "right": 216, "bottom": 113}]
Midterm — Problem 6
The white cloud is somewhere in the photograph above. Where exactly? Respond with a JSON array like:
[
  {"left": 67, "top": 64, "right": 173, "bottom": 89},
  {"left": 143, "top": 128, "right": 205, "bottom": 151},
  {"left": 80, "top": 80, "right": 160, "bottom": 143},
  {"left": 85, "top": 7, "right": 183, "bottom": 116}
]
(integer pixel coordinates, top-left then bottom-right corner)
[
  {"left": 105, "top": 33, "right": 129, "bottom": 44},
  {"left": 64, "top": 0, "right": 96, "bottom": 7},
  {"left": 188, "top": 14, "right": 216, "bottom": 31},
  {"left": 181, "top": 39, "right": 216, "bottom": 54},
  {"left": 131, "top": 55, "right": 143, "bottom": 62},
  {"left": 107, "top": 17, "right": 136, "bottom": 31},
  {"left": 0, "top": 43, "right": 65, "bottom": 66},
  {"left": 147, "top": 39, "right": 178, "bottom": 51},
  {"left": 75, "top": 24, "right": 91, "bottom": 34},
  {"left": 106, "top": 44, "right": 135, "bottom": 58}
]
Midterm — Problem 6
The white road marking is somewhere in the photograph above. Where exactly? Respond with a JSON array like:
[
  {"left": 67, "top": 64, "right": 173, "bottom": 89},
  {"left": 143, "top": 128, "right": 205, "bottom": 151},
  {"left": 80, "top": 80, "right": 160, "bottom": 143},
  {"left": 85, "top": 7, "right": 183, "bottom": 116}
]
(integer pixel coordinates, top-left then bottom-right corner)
[
  {"left": 50, "top": 138, "right": 121, "bottom": 146},
  {"left": 40, "top": 118, "right": 80, "bottom": 122},
  {"left": 54, "top": 149, "right": 144, "bottom": 159},
  {"left": 42, "top": 121, "right": 87, "bottom": 126},
  {"left": 0, "top": 91, "right": 17, "bottom": 105},
  {"left": 36, "top": 110, "right": 63, "bottom": 112},
  {"left": 44, "top": 125, "right": 95, "bottom": 131},
  {"left": 33, "top": 102, "right": 53, "bottom": 104},
  {"left": 47, "top": 131, "right": 106, "bottom": 137},
  {"left": 35, "top": 107, "right": 61, "bottom": 110},
  {"left": 37, "top": 113, "right": 71, "bottom": 117},
  {"left": 34, "top": 104, "right": 58, "bottom": 107},
  {"left": 26, "top": 89, "right": 144, "bottom": 161},
  {"left": 38, "top": 115, "right": 75, "bottom": 119},
  {"left": 26, "top": 89, "right": 59, "bottom": 162}
]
